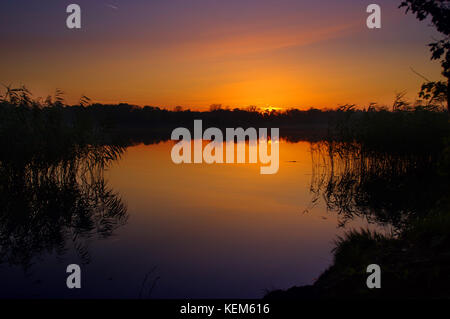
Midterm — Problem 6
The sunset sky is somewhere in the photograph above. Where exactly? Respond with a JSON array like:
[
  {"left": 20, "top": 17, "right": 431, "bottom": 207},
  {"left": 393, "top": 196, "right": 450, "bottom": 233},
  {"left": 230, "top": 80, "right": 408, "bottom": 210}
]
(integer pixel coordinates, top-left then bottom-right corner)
[{"left": 0, "top": 0, "right": 445, "bottom": 110}]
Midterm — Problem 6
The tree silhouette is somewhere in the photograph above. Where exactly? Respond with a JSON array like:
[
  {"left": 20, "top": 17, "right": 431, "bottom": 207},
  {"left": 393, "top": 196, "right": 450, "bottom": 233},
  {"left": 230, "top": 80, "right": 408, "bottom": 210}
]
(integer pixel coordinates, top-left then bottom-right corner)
[{"left": 400, "top": 0, "right": 450, "bottom": 112}]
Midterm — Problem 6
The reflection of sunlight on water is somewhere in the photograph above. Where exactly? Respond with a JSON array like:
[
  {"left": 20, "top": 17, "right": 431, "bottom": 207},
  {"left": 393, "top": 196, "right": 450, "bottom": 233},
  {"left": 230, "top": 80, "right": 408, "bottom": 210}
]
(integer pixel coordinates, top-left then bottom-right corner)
[
  {"left": 171, "top": 138, "right": 279, "bottom": 174},
  {"left": 100, "top": 139, "right": 379, "bottom": 297},
  {"left": 0, "top": 139, "right": 388, "bottom": 298}
]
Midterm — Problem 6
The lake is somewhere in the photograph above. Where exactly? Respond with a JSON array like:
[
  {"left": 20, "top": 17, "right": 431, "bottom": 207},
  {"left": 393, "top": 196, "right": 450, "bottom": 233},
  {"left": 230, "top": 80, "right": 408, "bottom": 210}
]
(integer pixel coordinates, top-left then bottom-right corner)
[{"left": 0, "top": 139, "right": 376, "bottom": 298}]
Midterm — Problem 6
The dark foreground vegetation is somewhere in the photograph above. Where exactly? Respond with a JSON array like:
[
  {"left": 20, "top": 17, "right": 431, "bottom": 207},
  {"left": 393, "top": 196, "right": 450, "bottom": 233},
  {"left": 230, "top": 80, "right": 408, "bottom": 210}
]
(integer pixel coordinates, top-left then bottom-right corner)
[
  {"left": 1, "top": 85, "right": 448, "bottom": 144},
  {"left": 1, "top": 86, "right": 335, "bottom": 144},
  {"left": 266, "top": 104, "right": 450, "bottom": 299},
  {"left": 0, "top": 87, "right": 128, "bottom": 269}
]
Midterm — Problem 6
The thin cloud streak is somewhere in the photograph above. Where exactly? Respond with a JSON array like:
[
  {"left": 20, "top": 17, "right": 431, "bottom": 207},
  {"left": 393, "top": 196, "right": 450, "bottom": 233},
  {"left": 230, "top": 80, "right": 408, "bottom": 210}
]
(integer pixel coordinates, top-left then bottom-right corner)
[
  {"left": 140, "top": 22, "right": 360, "bottom": 61},
  {"left": 106, "top": 4, "right": 119, "bottom": 10}
]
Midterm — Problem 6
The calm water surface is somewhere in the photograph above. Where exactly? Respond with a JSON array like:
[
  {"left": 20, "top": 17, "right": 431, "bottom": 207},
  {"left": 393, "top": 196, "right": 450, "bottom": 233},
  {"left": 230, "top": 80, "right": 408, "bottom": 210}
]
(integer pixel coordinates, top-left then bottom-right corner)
[{"left": 0, "top": 140, "right": 373, "bottom": 298}]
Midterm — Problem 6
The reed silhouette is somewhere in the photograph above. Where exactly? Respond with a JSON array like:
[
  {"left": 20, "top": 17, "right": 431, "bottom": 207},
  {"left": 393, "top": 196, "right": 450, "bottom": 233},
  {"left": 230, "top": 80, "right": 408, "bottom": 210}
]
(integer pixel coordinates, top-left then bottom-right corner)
[
  {"left": 0, "top": 146, "right": 128, "bottom": 269},
  {"left": 265, "top": 83, "right": 450, "bottom": 298},
  {"left": 309, "top": 141, "right": 448, "bottom": 228},
  {"left": 1, "top": 85, "right": 447, "bottom": 147},
  {"left": 0, "top": 86, "right": 128, "bottom": 270},
  {"left": 266, "top": 121, "right": 450, "bottom": 298}
]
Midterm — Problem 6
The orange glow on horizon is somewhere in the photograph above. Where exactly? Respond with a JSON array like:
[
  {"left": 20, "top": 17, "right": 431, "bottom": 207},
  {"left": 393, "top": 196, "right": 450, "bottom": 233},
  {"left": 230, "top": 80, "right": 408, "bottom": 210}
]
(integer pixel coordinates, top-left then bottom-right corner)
[{"left": 0, "top": 1, "right": 444, "bottom": 110}]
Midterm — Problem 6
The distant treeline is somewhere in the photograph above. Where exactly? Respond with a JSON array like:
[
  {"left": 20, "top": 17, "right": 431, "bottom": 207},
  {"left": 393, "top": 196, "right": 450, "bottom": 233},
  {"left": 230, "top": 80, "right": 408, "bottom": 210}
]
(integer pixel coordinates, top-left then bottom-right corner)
[
  {"left": 0, "top": 86, "right": 334, "bottom": 128},
  {"left": 1, "top": 85, "right": 448, "bottom": 145}
]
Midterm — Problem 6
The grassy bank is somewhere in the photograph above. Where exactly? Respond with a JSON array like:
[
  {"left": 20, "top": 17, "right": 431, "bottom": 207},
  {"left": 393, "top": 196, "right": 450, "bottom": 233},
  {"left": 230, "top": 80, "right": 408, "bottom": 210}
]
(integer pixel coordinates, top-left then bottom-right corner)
[{"left": 266, "top": 106, "right": 450, "bottom": 299}]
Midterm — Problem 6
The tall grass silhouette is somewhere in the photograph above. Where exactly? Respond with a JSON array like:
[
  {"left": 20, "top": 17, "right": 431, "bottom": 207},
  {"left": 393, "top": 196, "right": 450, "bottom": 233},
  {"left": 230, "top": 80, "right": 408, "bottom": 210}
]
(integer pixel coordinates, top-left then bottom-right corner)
[{"left": 0, "top": 85, "right": 128, "bottom": 269}]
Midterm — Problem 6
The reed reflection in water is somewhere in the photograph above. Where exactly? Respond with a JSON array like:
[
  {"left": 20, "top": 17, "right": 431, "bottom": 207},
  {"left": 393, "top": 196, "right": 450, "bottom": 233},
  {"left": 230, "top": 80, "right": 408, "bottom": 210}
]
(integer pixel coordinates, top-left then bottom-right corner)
[
  {"left": 4, "top": 137, "right": 433, "bottom": 298},
  {"left": 310, "top": 140, "right": 448, "bottom": 229},
  {"left": 0, "top": 144, "right": 128, "bottom": 270}
]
